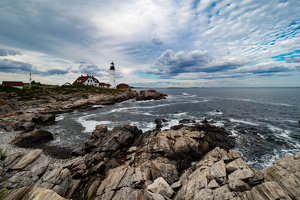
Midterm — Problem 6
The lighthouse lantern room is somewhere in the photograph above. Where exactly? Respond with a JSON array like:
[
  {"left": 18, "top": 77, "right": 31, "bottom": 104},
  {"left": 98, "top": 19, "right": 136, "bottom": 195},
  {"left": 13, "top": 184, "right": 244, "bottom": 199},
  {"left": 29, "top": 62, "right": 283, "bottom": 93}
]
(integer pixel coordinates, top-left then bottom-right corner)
[{"left": 109, "top": 62, "right": 116, "bottom": 89}]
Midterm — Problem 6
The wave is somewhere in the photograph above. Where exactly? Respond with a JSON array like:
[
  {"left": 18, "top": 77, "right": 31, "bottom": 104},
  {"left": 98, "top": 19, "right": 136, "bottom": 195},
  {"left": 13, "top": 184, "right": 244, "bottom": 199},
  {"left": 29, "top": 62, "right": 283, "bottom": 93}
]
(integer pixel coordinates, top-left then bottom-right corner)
[
  {"left": 76, "top": 117, "right": 112, "bottom": 132},
  {"left": 211, "top": 97, "right": 297, "bottom": 107},
  {"left": 229, "top": 118, "right": 259, "bottom": 126},
  {"left": 267, "top": 124, "right": 291, "bottom": 138},
  {"left": 207, "top": 110, "right": 223, "bottom": 116}
]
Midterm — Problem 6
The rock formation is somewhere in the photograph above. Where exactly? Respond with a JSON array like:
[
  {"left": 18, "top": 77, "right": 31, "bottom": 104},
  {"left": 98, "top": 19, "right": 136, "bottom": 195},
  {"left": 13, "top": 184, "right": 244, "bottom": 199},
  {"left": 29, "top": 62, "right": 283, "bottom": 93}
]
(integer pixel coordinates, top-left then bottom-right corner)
[
  {"left": 136, "top": 89, "right": 167, "bottom": 101},
  {"left": 1, "top": 140, "right": 300, "bottom": 199}
]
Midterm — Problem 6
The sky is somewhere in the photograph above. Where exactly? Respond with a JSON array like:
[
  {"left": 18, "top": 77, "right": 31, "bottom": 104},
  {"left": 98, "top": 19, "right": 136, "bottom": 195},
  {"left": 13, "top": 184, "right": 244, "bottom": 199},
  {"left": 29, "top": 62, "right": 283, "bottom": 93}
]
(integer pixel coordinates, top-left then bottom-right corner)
[{"left": 0, "top": 0, "right": 300, "bottom": 87}]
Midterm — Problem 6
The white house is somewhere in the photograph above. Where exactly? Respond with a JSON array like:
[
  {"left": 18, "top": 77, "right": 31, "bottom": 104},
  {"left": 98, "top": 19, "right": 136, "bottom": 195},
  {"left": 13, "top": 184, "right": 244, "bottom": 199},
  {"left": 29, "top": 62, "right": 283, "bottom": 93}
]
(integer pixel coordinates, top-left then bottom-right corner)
[{"left": 72, "top": 74, "right": 100, "bottom": 87}]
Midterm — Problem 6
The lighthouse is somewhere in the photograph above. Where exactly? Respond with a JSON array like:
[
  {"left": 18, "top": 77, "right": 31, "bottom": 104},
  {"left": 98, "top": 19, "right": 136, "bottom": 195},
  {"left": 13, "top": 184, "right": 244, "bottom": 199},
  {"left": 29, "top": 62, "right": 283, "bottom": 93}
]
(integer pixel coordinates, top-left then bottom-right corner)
[{"left": 109, "top": 62, "right": 116, "bottom": 89}]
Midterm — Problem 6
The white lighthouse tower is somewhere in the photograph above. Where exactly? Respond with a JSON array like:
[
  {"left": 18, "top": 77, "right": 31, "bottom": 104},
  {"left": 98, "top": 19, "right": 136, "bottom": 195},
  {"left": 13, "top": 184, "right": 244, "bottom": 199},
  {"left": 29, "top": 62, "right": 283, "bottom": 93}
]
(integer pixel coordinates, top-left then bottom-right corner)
[{"left": 109, "top": 62, "right": 116, "bottom": 89}]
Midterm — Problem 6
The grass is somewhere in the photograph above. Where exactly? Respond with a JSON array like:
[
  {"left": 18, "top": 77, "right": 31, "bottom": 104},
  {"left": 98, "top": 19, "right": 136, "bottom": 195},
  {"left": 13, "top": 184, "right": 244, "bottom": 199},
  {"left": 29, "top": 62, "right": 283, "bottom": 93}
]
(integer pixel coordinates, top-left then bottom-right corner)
[{"left": 0, "top": 188, "right": 8, "bottom": 199}]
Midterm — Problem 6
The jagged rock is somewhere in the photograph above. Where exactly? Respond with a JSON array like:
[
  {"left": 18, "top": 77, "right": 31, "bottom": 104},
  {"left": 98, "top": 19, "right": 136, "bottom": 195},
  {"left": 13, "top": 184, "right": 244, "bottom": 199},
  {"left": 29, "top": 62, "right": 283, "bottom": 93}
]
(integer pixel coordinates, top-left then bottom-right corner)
[
  {"left": 171, "top": 181, "right": 181, "bottom": 189},
  {"left": 179, "top": 119, "right": 196, "bottom": 124},
  {"left": 136, "top": 89, "right": 167, "bottom": 101},
  {"left": 208, "top": 179, "right": 219, "bottom": 189},
  {"left": 0, "top": 150, "right": 79, "bottom": 199},
  {"left": 229, "top": 179, "right": 251, "bottom": 192},
  {"left": 0, "top": 105, "right": 12, "bottom": 115},
  {"left": 147, "top": 177, "right": 174, "bottom": 199},
  {"left": 155, "top": 118, "right": 168, "bottom": 129},
  {"left": 19, "top": 122, "right": 35, "bottom": 132},
  {"left": 228, "top": 168, "right": 255, "bottom": 182},
  {"left": 94, "top": 165, "right": 143, "bottom": 200},
  {"left": 0, "top": 150, "right": 49, "bottom": 189},
  {"left": 31, "top": 114, "right": 55, "bottom": 125},
  {"left": 10, "top": 129, "right": 53, "bottom": 147},
  {"left": 250, "top": 181, "right": 292, "bottom": 200},
  {"left": 0, "top": 98, "right": 7, "bottom": 105},
  {"left": 1, "top": 187, "right": 67, "bottom": 200},
  {"left": 144, "top": 190, "right": 165, "bottom": 200},
  {"left": 150, "top": 159, "right": 179, "bottom": 185},
  {"left": 264, "top": 154, "right": 300, "bottom": 199},
  {"left": 72, "top": 123, "right": 143, "bottom": 156}
]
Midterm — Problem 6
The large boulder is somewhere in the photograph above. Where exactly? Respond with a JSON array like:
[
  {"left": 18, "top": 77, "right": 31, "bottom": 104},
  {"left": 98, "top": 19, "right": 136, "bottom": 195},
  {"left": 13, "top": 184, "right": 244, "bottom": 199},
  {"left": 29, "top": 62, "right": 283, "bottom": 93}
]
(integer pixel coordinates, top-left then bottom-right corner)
[
  {"left": 72, "top": 123, "right": 143, "bottom": 156},
  {"left": 9, "top": 129, "right": 54, "bottom": 147},
  {"left": 136, "top": 89, "right": 167, "bottom": 101}
]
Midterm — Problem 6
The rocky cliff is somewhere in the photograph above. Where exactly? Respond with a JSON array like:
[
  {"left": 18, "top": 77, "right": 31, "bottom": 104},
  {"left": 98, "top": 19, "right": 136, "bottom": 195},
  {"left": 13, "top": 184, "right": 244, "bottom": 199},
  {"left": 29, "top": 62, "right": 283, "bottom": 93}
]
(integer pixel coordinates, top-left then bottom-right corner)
[{"left": 1, "top": 123, "right": 300, "bottom": 200}]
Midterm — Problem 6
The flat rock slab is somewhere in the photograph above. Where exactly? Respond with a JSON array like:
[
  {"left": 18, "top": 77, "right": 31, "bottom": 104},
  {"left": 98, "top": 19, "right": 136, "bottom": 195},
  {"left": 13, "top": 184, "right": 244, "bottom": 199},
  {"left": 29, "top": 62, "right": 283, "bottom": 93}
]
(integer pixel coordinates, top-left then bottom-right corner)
[{"left": 1, "top": 187, "right": 66, "bottom": 200}]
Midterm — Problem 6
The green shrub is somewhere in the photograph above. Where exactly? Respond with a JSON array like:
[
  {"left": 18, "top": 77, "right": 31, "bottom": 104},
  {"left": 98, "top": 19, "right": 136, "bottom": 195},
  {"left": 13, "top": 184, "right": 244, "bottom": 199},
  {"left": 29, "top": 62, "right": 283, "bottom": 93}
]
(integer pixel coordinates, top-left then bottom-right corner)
[{"left": 0, "top": 148, "right": 6, "bottom": 161}]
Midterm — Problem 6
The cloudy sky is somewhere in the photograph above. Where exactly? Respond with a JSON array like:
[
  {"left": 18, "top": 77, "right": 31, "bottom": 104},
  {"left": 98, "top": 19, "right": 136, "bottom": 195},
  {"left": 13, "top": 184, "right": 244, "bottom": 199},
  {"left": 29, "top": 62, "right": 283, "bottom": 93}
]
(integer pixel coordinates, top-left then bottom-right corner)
[{"left": 1, "top": 0, "right": 300, "bottom": 87}]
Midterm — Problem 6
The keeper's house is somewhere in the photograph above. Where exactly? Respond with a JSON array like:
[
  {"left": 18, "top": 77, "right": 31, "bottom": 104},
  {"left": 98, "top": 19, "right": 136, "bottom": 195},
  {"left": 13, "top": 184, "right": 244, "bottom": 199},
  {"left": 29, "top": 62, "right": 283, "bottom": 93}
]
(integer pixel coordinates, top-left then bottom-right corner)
[
  {"left": 73, "top": 74, "right": 110, "bottom": 88},
  {"left": 2, "top": 81, "right": 24, "bottom": 89},
  {"left": 117, "top": 83, "right": 129, "bottom": 89}
]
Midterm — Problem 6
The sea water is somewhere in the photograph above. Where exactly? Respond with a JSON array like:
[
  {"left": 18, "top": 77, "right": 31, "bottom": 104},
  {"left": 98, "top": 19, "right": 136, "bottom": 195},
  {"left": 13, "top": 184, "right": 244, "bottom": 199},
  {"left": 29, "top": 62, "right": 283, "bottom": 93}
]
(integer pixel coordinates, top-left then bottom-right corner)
[{"left": 45, "top": 87, "right": 300, "bottom": 170}]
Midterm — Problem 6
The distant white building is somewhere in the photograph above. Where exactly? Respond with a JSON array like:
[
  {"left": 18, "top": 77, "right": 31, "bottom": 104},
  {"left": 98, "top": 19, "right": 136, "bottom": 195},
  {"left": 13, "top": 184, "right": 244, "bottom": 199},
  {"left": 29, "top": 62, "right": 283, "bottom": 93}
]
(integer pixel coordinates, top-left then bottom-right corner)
[{"left": 109, "top": 62, "right": 116, "bottom": 89}]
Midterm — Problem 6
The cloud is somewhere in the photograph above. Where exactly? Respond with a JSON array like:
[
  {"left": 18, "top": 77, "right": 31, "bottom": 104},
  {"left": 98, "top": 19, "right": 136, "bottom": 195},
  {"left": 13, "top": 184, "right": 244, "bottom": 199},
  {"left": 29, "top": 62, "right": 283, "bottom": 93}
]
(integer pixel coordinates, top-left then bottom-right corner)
[
  {"left": 0, "top": 59, "right": 69, "bottom": 76},
  {"left": 151, "top": 38, "right": 163, "bottom": 45},
  {"left": 286, "top": 57, "right": 300, "bottom": 63},
  {"left": 147, "top": 49, "right": 251, "bottom": 78},
  {"left": 46, "top": 69, "right": 69, "bottom": 76},
  {"left": 0, "top": 49, "right": 22, "bottom": 56},
  {"left": 78, "top": 64, "right": 106, "bottom": 77},
  {"left": 0, "top": 59, "right": 40, "bottom": 74}
]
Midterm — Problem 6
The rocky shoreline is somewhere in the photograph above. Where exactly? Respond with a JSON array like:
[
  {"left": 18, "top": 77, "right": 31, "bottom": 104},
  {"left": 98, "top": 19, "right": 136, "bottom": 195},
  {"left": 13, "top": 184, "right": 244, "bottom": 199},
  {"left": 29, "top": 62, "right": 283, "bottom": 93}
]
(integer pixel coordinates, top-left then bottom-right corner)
[{"left": 1, "top": 88, "right": 300, "bottom": 199}]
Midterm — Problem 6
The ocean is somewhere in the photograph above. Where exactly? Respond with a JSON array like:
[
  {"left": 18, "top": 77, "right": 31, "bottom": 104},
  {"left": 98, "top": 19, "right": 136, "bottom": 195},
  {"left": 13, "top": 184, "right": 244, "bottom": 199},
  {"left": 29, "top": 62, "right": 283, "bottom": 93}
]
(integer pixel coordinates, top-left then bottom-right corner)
[{"left": 45, "top": 87, "right": 300, "bottom": 170}]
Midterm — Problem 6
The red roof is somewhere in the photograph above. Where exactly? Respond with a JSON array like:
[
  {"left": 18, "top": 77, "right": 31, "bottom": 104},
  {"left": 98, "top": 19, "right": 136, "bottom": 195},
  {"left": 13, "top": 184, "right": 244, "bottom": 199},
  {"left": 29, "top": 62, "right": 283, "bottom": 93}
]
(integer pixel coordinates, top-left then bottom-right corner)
[
  {"left": 117, "top": 83, "right": 129, "bottom": 86},
  {"left": 73, "top": 75, "right": 100, "bottom": 85},
  {"left": 2, "top": 81, "right": 24, "bottom": 87}
]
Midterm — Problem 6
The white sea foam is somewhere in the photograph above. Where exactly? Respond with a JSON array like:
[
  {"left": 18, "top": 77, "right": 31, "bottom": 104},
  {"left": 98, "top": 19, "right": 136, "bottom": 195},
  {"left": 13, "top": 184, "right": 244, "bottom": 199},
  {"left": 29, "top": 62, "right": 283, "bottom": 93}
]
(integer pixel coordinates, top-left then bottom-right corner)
[
  {"left": 257, "top": 133, "right": 268, "bottom": 139},
  {"left": 207, "top": 110, "right": 223, "bottom": 116},
  {"left": 267, "top": 125, "right": 291, "bottom": 138},
  {"left": 230, "top": 130, "right": 238, "bottom": 137},
  {"left": 76, "top": 116, "right": 111, "bottom": 133},
  {"left": 182, "top": 93, "right": 188, "bottom": 95},
  {"left": 56, "top": 114, "right": 65, "bottom": 121},
  {"left": 229, "top": 118, "right": 259, "bottom": 126},
  {"left": 214, "top": 121, "right": 225, "bottom": 127},
  {"left": 191, "top": 161, "right": 197, "bottom": 166},
  {"left": 92, "top": 105, "right": 103, "bottom": 108},
  {"left": 173, "top": 112, "right": 187, "bottom": 117},
  {"left": 163, "top": 119, "right": 180, "bottom": 130}
]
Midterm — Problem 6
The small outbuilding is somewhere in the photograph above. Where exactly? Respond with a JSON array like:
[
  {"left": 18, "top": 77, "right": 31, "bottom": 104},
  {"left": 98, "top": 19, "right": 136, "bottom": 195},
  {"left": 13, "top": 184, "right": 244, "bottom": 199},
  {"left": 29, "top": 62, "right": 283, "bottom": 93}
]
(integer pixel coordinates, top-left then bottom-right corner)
[
  {"left": 62, "top": 82, "right": 72, "bottom": 86},
  {"left": 2, "top": 81, "right": 24, "bottom": 89},
  {"left": 117, "top": 83, "right": 129, "bottom": 89}
]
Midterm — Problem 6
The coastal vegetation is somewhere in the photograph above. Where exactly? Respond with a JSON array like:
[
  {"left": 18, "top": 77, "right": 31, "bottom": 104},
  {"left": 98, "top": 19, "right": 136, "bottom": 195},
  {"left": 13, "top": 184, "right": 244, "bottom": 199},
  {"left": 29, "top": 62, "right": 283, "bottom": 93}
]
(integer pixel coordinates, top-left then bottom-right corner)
[{"left": 0, "top": 83, "right": 122, "bottom": 101}]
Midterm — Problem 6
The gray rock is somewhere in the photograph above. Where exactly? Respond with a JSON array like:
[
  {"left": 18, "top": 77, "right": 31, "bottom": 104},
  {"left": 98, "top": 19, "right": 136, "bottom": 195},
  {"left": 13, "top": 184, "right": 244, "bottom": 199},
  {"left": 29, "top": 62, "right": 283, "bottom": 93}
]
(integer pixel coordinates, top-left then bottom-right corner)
[
  {"left": 147, "top": 177, "right": 174, "bottom": 198},
  {"left": 136, "top": 89, "right": 167, "bottom": 101},
  {"left": 9, "top": 129, "right": 53, "bottom": 147}
]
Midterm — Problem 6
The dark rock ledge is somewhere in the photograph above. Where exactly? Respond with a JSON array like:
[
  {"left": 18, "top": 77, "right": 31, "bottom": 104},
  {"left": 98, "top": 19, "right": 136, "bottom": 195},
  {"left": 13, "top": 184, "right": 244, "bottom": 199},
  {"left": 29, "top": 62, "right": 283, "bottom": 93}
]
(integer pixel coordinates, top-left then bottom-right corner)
[{"left": 1, "top": 122, "right": 300, "bottom": 200}]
